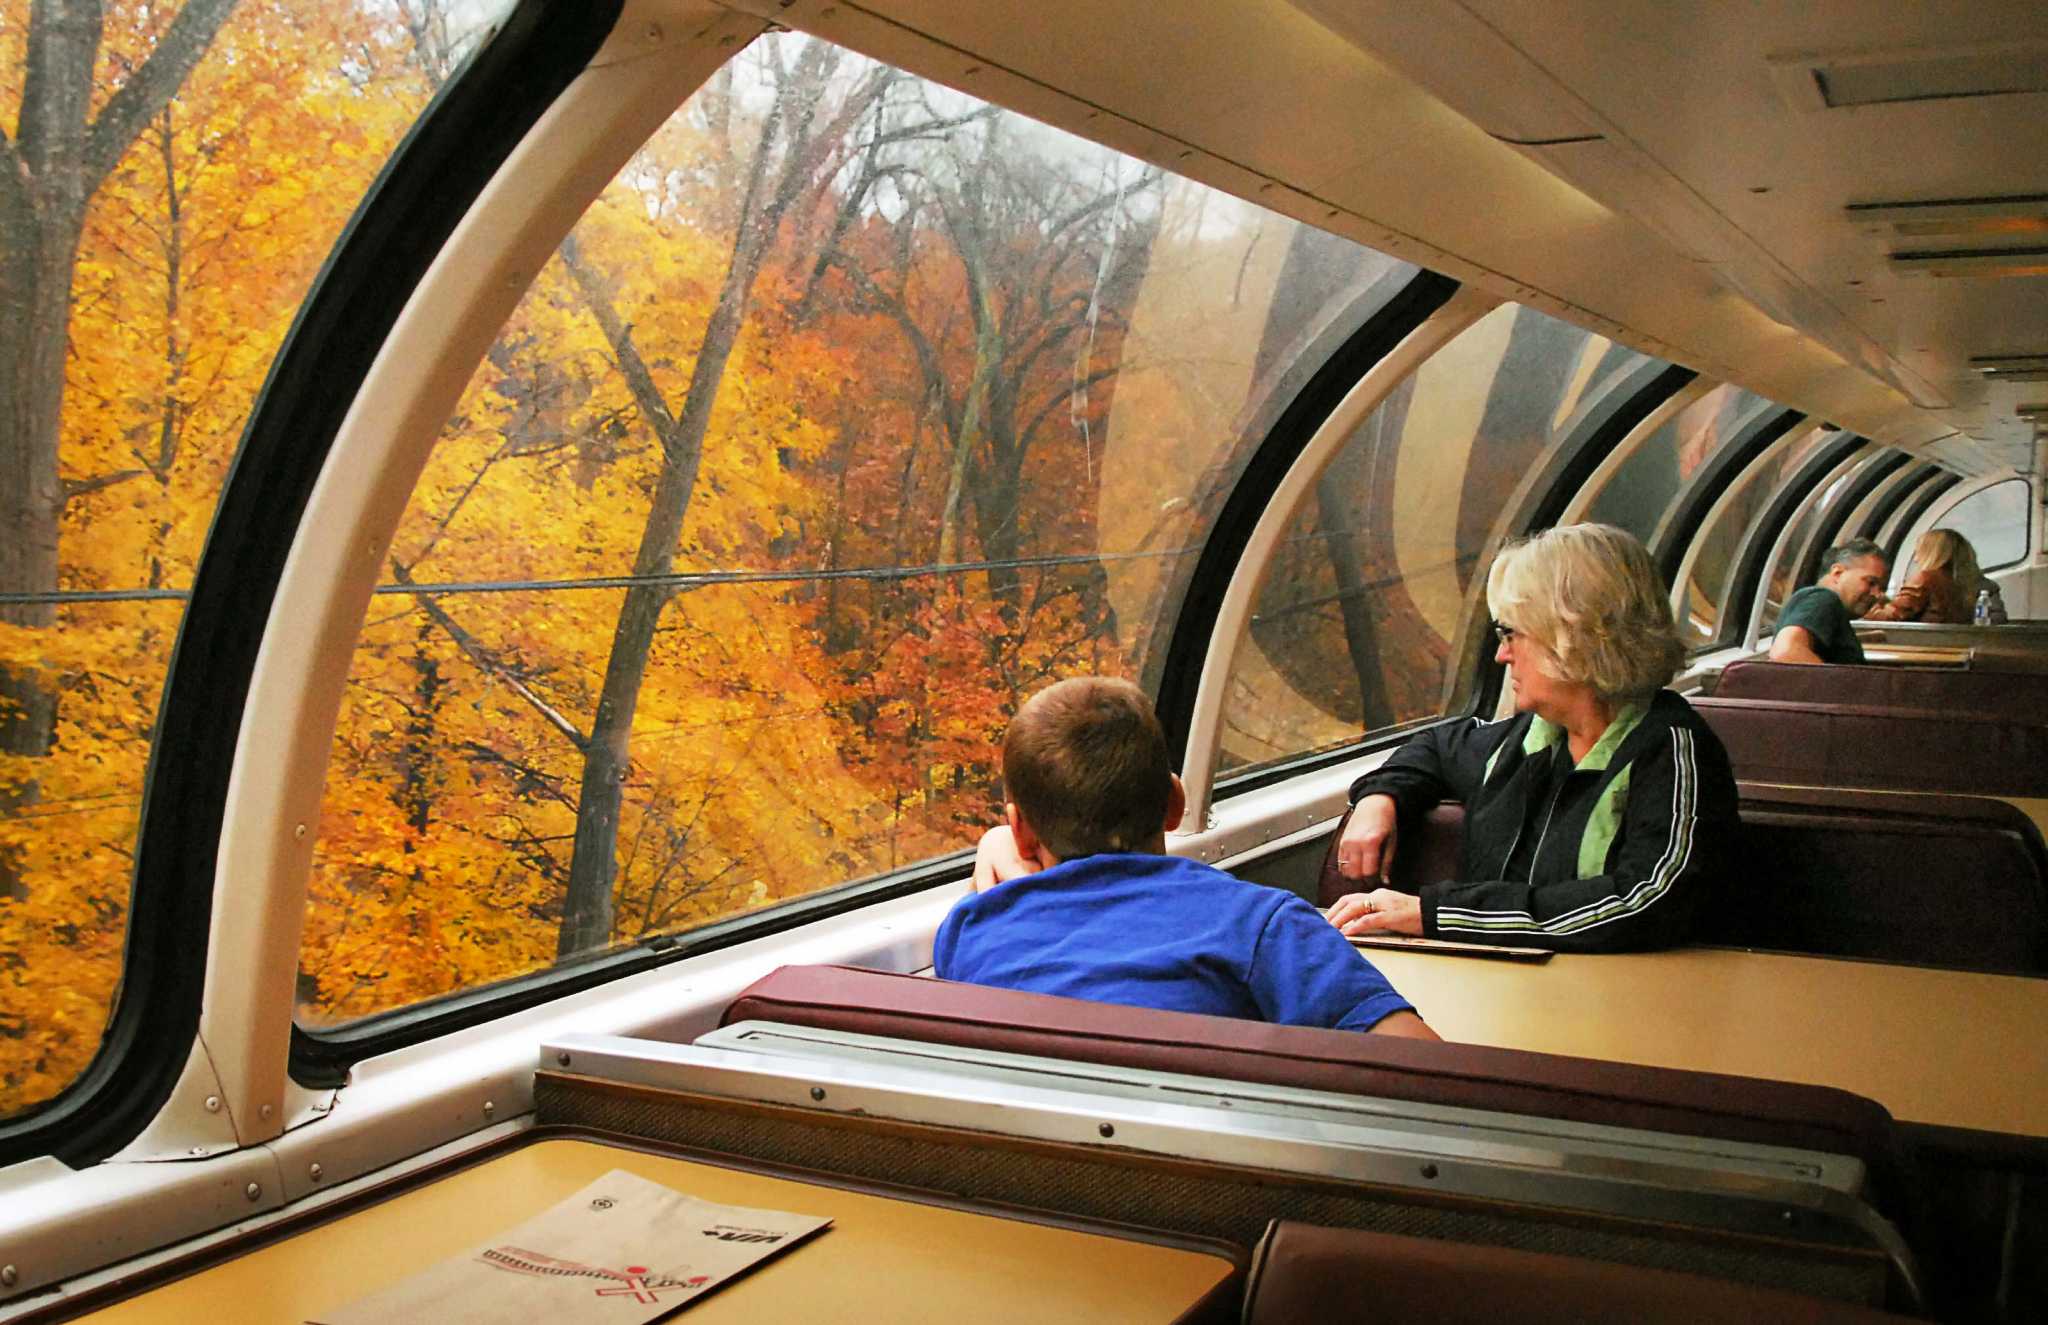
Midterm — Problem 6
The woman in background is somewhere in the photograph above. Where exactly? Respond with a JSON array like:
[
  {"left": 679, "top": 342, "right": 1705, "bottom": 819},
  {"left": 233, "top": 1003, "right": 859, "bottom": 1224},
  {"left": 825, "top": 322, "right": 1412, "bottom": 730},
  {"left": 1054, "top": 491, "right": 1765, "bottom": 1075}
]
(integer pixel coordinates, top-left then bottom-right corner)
[{"left": 1867, "top": 527, "right": 2002, "bottom": 623}]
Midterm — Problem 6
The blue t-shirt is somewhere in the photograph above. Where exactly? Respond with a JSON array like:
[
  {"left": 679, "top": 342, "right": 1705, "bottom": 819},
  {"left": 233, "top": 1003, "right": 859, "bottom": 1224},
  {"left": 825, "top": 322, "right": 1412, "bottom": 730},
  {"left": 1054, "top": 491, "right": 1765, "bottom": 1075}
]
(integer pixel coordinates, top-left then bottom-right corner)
[
  {"left": 933, "top": 852, "right": 1415, "bottom": 1032},
  {"left": 1778, "top": 584, "right": 1864, "bottom": 663}
]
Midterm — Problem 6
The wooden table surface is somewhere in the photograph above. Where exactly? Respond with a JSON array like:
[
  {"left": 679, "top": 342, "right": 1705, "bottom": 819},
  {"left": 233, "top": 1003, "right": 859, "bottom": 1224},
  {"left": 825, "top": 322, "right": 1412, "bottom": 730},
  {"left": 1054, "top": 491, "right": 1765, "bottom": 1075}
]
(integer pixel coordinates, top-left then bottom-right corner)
[
  {"left": 1370, "top": 946, "right": 2048, "bottom": 1138},
  {"left": 73, "top": 1139, "right": 1235, "bottom": 1324}
]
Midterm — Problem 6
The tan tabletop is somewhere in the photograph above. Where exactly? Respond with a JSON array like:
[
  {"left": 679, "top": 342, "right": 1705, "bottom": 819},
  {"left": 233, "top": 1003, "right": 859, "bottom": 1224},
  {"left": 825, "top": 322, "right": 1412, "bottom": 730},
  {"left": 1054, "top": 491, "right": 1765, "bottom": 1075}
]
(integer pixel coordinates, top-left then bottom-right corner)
[
  {"left": 1856, "top": 645, "right": 1972, "bottom": 666},
  {"left": 1371, "top": 946, "right": 2048, "bottom": 1138},
  {"left": 75, "top": 1138, "right": 1234, "bottom": 1324}
]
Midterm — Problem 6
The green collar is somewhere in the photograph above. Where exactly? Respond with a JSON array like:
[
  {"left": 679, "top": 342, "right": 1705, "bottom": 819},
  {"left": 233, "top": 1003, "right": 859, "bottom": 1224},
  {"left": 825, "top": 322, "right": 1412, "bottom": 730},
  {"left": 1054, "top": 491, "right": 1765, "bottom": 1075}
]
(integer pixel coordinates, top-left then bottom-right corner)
[{"left": 1520, "top": 699, "right": 1649, "bottom": 772}]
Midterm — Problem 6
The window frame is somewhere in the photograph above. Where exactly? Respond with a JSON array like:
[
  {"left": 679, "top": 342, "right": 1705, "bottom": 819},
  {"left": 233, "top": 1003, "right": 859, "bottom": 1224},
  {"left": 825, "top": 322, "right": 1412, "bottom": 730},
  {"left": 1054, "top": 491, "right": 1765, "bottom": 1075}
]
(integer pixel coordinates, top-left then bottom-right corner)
[
  {"left": 1928, "top": 476, "right": 2033, "bottom": 572},
  {"left": 1647, "top": 403, "right": 1804, "bottom": 590},
  {"left": 0, "top": 0, "right": 626, "bottom": 1169},
  {"left": 1852, "top": 461, "right": 1938, "bottom": 544},
  {"left": 1881, "top": 471, "right": 1965, "bottom": 567},
  {"left": 289, "top": 137, "right": 1464, "bottom": 1072},
  {"left": 1664, "top": 418, "right": 1826, "bottom": 654}
]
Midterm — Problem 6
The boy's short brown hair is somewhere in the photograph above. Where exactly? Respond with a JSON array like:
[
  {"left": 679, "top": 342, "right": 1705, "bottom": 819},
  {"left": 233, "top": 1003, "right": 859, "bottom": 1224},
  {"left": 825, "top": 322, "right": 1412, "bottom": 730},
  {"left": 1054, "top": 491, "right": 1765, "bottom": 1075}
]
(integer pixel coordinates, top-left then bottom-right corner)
[{"left": 1003, "top": 677, "right": 1172, "bottom": 860}]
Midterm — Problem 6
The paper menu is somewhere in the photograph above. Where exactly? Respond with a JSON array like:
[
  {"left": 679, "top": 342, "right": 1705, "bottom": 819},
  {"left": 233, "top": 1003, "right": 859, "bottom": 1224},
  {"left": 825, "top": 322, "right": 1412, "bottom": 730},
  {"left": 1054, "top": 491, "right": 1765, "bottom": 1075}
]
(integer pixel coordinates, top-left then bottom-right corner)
[{"left": 308, "top": 1169, "right": 831, "bottom": 1324}]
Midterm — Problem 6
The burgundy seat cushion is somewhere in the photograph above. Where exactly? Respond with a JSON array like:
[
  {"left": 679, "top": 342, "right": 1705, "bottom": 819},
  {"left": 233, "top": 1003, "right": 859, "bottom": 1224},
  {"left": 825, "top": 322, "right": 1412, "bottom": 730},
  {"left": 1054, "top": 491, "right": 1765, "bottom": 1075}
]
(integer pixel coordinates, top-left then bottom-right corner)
[
  {"left": 1715, "top": 659, "right": 2048, "bottom": 722},
  {"left": 720, "top": 964, "right": 1901, "bottom": 1202},
  {"left": 1714, "top": 784, "right": 2048, "bottom": 974},
  {"left": 1241, "top": 1222, "right": 1912, "bottom": 1324},
  {"left": 1315, "top": 803, "right": 1464, "bottom": 908},
  {"left": 1693, "top": 695, "right": 2048, "bottom": 796}
]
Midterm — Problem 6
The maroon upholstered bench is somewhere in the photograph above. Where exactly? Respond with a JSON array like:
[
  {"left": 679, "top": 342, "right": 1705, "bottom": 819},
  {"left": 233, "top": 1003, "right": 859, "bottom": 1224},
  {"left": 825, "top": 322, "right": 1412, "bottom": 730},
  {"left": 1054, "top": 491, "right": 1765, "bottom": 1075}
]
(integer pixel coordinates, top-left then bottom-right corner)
[
  {"left": 1241, "top": 1222, "right": 1915, "bottom": 1324},
  {"left": 720, "top": 963, "right": 1903, "bottom": 1204},
  {"left": 1692, "top": 695, "right": 2048, "bottom": 796},
  {"left": 1714, "top": 658, "right": 2048, "bottom": 722}
]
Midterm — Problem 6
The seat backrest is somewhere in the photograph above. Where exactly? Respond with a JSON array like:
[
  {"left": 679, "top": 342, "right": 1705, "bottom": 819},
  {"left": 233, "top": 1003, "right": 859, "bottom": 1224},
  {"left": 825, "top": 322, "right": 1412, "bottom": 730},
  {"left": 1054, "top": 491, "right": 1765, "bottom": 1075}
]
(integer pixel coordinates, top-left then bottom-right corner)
[
  {"left": 721, "top": 964, "right": 1902, "bottom": 1198},
  {"left": 1692, "top": 695, "right": 2048, "bottom": 796},
  {"left": 1711, "top": 784, "right": 2048, "bottom": 974},
  {"left": 1241, "top": 1221, "right": 1912, "bottom": 1324},
  {"left": 1715, "top": 659, "right": 2048, "bottom": 721},
  {"left": 1315, "top": 802, "right": 1464, "bottom": 908}
]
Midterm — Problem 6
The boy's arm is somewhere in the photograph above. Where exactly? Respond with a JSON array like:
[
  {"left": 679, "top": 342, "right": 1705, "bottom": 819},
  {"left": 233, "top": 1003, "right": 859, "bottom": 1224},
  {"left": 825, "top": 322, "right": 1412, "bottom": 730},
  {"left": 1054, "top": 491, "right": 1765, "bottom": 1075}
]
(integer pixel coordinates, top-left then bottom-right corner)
[
  {"left": 1249, "top": 895, "right": 1436, "bottom": 1037},
  {"left": 971, "top": 824, "right": 1036, "bottom": 891}
]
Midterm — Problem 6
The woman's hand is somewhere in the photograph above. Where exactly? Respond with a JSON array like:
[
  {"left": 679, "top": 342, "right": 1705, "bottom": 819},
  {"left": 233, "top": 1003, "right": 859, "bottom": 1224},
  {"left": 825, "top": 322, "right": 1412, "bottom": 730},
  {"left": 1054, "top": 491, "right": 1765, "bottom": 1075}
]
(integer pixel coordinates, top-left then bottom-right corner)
[
  {"left": 972, "top": 824, "right": 1036, "bottom": 891},
  {"left": 1325, "top": 889, "right": 1424, "bottom": 936},
  {"left": 1335, "top": 793, "right": 1398, "bottom": 882}
]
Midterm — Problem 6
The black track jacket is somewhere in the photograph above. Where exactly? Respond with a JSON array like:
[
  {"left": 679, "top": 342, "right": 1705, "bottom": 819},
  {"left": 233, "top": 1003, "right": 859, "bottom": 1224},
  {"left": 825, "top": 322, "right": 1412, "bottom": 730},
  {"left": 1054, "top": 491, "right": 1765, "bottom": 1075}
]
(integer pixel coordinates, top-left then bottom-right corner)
[{"left": 1347, "top": 690, "right": 1738, "bottom": 952}]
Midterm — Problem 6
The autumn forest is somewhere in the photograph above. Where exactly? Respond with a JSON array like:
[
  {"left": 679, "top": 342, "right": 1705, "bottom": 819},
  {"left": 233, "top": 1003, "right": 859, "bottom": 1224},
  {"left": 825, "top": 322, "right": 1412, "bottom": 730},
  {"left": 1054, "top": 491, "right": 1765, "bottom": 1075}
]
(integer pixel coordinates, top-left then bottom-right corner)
[{"left": 2, "top": 1, "right": 1645, "bottom": 1118}]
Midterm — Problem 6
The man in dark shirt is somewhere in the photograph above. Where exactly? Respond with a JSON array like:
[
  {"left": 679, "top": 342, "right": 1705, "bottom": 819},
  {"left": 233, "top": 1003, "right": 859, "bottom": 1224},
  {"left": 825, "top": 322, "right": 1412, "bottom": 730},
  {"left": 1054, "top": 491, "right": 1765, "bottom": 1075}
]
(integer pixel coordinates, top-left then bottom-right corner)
[
  {"left": 1769, "top": 538, "right": 1888, "bottom": 665},
  {"left": 937, "top": 677, "right": 1436, "bottom": 1039}
]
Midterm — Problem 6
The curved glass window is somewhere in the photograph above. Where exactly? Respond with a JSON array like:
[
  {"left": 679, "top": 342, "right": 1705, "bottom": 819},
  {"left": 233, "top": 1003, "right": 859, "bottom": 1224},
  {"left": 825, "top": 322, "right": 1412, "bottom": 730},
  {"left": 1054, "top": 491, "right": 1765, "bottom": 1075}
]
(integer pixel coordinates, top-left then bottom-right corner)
[
  {"left": 1759, "top": 442, "right": 1868, "bottom": 633},
  {"left": 300, "top": 31, "right": 1413, "bottom": 1025},
  {"left": 1674, "top": 424, "right": 1829, "bottom": 650},
  {"left": 1217, "top": 302, "right": 1641, "bottom": 774},
  {"left": 1580, "top": 384, "right": 1769, "bottom": 541},
  {"left": 1938, "top": 478, "right": 2030, "bottom": 572},
  {"left": 0, "top": 1, "right": 512, "bottom": 1121}
]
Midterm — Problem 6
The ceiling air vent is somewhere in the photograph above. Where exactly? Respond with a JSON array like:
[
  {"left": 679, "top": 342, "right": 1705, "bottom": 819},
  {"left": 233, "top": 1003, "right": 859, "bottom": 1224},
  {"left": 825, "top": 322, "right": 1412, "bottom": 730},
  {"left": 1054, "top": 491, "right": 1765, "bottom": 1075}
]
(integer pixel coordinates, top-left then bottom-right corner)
[{"left": 1770, "top": 45, "right": 2048, "bottom": 111}]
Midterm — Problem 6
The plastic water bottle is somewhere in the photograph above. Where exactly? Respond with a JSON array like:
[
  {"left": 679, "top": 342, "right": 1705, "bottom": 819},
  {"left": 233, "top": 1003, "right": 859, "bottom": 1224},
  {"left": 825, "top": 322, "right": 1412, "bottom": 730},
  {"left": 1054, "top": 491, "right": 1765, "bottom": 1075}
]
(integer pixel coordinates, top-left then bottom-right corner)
[{"left": 1975, "top": 589, "right": 1993, "bottom": 626}]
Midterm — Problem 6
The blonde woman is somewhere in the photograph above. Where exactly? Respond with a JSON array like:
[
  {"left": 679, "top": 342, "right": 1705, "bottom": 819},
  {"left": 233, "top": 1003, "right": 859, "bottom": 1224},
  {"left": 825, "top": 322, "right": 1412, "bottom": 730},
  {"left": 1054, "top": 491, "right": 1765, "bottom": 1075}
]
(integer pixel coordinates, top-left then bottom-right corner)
[
  {"left": 1327, "top": 524, "right": 1738, "bottom": 952},
  {"left": 1866, "top": 528, "right": 1994, "bottom": 624}
]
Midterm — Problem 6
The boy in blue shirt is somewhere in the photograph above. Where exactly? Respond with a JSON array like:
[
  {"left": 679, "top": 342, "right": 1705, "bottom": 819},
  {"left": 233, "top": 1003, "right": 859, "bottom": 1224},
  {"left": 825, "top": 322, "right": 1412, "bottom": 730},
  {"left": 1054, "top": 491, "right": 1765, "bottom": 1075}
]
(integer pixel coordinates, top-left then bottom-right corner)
[{"left": 933, "top": 677, "right": 1436, "bottom": 1039}]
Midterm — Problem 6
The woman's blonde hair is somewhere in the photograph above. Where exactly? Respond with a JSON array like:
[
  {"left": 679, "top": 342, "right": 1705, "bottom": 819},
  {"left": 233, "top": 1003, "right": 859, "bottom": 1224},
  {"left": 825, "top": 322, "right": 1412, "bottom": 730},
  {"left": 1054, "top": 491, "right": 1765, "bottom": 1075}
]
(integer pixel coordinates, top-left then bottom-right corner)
[
  {"left": 1486, "top": 523, "right": 1684, "bottom": 702},
  {"left": 1912, "top": 527, "right": 1980, "bottom": 592}
]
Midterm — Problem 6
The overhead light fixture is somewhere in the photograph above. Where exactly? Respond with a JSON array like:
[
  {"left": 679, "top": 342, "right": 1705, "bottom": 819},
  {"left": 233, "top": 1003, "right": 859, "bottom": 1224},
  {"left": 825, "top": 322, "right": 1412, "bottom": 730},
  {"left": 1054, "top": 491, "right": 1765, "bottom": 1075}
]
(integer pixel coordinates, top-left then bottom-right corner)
[
  {"left": 1772, "top": 44, "right": 2048, "bottom": 112},
  {"left": 1971, "top": 355, "right": 2048, "bottom": 382},
  {"left": 1847, "top": 194, "right": 2048, "bottom": 238},
  {"left": 1890, "top": 247, "right": 2048, "bottom": 278}
]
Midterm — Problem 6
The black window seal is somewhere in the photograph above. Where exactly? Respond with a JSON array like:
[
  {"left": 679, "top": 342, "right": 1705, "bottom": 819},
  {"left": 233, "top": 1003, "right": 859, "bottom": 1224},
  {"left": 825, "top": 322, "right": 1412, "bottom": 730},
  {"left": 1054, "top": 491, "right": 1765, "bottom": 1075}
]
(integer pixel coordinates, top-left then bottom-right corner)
[
  {"left": 1882, "top": 471, "right": 1965, "bottom": 568},
  {"left": 1648, "top": 405, "right": 1806, "bottom": 591},
  {"left": 1717, "top": 431, "right": 1866, "bottom": 645},
  {"left": 0, "top": 0, "right": 628, "bottom": 1169},
  {"left": 1790, "top": 446, "right": 1905, "bottom": 588},
  {"left": 291, "top": 856, "right": 970, "bottom": 1084},
  {"left": 1855, "top": 461, "right": 1937, "bottom": 541}
]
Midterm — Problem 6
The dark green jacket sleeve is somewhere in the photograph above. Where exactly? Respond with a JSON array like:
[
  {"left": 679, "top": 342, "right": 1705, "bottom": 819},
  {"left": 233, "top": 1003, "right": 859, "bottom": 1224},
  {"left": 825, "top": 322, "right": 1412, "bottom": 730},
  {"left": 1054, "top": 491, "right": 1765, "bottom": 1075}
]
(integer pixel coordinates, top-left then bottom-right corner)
[{"left": 1421, "top": 724, "right": 1736, "bottom": 953}]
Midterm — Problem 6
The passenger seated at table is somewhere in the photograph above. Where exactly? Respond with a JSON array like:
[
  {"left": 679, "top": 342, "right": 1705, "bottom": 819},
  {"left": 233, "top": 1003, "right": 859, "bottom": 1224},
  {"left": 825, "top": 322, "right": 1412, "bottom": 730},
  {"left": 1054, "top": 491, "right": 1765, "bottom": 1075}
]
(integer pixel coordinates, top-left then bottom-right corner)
[
  {"left": 1864, "top": 527, "right": 2005, "bottom": 625},
  {"left": 1768, "top": 538, "right": 1888, "bottom": 664},
  {"left": 1327, "top": 524, "right": 1738, "bottom": 953},
  {"left": 937, "top": 677, "right": 1438, "bottom": 1039}
]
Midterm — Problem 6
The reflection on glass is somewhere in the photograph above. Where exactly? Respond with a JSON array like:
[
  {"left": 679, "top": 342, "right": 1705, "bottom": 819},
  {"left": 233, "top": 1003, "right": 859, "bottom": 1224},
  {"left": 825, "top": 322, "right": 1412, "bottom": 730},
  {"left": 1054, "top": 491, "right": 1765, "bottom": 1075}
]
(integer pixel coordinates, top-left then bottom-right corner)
[
  {"left": 1675, "top": 425, "right": 1828, "bottom": 649},
  {"left": 1940, "top": 479, "right": 2029, "bottom": 571},
  {"left": 1218, "top": 303, "right": 1644, "bottom": 774},
  {"left": 0, "top": 0, "right": 511, "bottom": 1119},
  {"left": 1582, "top": 385, "right": 1770, "bottom": 541},
  {"left": 303, "top": 32, "right": 1414, "bottom": 1024}
]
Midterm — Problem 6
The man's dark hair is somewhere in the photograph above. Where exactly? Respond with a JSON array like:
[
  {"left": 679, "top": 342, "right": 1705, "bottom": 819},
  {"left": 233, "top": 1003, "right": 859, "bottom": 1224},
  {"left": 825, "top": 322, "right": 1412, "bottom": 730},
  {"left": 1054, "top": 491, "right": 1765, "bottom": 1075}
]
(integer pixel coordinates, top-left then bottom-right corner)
[
  {"left": 1821, "top": 537, "right": 1887, "bottom": 575},
  {"left": 1003, "top": 677, "right": 1172, "bottom": 860}
]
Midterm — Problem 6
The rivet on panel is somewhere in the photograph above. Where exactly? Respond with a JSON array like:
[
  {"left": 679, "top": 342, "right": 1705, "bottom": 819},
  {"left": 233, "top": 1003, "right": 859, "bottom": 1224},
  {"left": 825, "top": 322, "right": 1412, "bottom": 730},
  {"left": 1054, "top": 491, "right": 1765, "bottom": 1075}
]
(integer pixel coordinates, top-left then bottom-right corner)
[
  {"left": 204, "top": 1095, "right": 221, "bottom": 1113},
  {"left": 294, "top": 823, "right": 307, "bottom": 840},
  {"left": 245, "top": 1182, "right": 262, "bottom": 1202},
  {"left": 1, "top": 1265, "right": 16, "bottom": 1289},
  {"left": 310, "top": 1163, "right": 325, "bottom": 1182},
  {"left": 1098, "top": 1123, "right": 1116, "bottom": 1138},
  {"left": 645, "top": 23, "right": 664, "bottom": 43},
  {"left": 809, "top": 1087, "right": 827, "bottom": 1101},
  {"left": 1419, "top": 1163, "right": 1439, "bottom": 1180},
  {"left": 483, "top": 1100, "right": 497, "bottom": 1119},
  {"left": 260, "top": 1103, "right": 273, "bottom": 1120},
  {"left": 556, "top": 1051, "right": 572, "bottom": 1067}
]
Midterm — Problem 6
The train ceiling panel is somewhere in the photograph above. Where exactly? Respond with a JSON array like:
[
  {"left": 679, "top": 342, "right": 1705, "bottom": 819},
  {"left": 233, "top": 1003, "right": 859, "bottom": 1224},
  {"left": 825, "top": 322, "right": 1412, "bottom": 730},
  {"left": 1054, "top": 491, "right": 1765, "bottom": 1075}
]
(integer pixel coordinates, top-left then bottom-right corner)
[
  {"left": 742, "top": 0, "right": 1933, "bottom": 452},
  {"left": 1324, "top": 0, "right": 2048, "bottom": 475}
]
